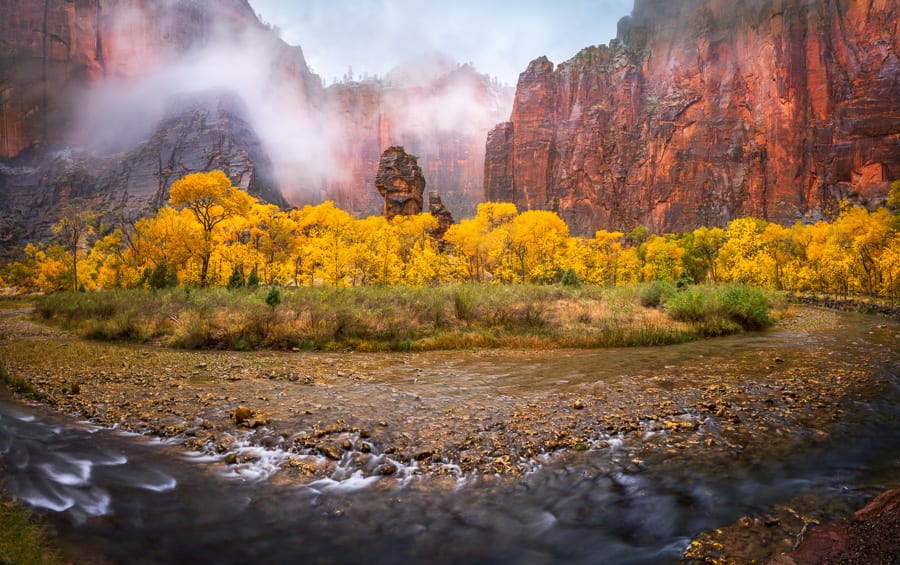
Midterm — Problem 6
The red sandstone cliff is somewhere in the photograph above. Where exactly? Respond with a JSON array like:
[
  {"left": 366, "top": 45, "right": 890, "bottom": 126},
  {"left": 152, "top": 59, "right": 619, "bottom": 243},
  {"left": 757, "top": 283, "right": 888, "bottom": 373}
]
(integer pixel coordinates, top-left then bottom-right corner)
[
  {"left": 485, "top": 0, "right": 899, "bottom": 235},
  {"left": 0, "top": 0, "right": 319, "bottom": 158},
  {"left": 0, "top": 0, "right": 316, "bottom": 256},
  {"left": 0, "top": 0, "right": 511, "bottom": 250}
]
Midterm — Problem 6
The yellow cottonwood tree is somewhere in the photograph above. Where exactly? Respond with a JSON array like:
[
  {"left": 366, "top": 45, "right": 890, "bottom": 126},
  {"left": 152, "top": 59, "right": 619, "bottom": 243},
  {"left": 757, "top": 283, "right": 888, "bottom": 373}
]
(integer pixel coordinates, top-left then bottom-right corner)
[
  {"left": 52, "top": 208, "right": 95, "bottom": 292},
  {"left": 444, "top": 202, "right": 519, "bottom": 282},
  {"left": 128, "top": 207, "right": 196, "bottom": 286},
  {"left": 84, "top": 230, "right": 126, "bottom": 289},
  {"left": 168, "top": 170, "right": 246, "bottom": 286},
  {"left": 493, "top": 210, "right": 569, "bottom": 283},
  {"left": 717, "top": 217, "right": 776, "bottom": 287},
  {"left": 296, "top": 201, "right": 355, "bottom": 286},
  {"left": 640, "top": 235, "right": 684, "bottom": 282}
]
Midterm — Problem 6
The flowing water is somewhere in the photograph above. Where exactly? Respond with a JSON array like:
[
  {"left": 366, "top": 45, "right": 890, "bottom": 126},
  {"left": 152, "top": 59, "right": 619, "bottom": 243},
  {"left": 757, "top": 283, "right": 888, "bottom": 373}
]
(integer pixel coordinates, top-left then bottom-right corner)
[{"left": 1, "top": 310, "right": 898, "bottom": 564}]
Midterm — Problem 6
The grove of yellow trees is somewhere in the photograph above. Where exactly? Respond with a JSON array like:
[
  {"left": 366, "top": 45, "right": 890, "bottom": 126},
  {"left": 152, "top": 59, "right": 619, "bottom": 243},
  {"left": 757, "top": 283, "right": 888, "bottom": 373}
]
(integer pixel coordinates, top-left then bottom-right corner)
[{"left": 4, "top": 172, "right": 899, "bottom": 300}]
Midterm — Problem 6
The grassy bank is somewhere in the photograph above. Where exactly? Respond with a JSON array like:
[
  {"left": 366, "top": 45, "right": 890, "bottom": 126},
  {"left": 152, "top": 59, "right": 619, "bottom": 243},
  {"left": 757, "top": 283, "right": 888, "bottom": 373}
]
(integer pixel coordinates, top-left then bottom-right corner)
[
  {"left": 32, "top": 283, "right": 787, "bottom": 352},
  {"left": 0, "top": 495, "right": 63, "bottom": 565},
  {"left": 1, "top": 362, "right": 46, "bottom": 401}
]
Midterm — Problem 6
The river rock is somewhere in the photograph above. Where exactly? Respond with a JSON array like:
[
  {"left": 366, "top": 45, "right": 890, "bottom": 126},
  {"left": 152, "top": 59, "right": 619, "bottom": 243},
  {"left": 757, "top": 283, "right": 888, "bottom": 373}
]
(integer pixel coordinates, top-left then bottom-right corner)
[
  {"left": 233, "top": 405, "right": 252, "bottom": 424},
  {"left": 770, "top": 489, "right": 900, "bottom": 564},
  {"left": 321, "top": 446, "right": 343, "bottom": 461}
]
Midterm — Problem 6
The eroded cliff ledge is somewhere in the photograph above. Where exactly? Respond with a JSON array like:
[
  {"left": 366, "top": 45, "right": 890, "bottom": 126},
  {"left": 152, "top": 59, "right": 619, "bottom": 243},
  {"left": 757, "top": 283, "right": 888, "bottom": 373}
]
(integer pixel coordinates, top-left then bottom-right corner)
[{"left": 485, "top": 0, "right": 899, "bottom": 235}]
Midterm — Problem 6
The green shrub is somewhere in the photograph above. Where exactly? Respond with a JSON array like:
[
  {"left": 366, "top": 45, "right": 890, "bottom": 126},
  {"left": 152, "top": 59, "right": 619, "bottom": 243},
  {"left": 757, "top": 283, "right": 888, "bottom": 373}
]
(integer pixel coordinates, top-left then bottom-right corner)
[
  {"left": 664, "top": 286, "right": 709, "bottom": 322},
  {"left": 453, "top": 285, "right": 480, "bottom": 325},
  {"left": 265, "top": 286, "right": 282, "bottom": 308},
  {"left": 718, "top": 285, "right": 773, "bottom": 330},
  {"left": 559, "top": 268, "right": 581, "bottom": 287},
  {"left": 227, "top": 267, "right": 244, "bottom": 289},
  {"left": 0, "top": 363, "right": 44, "bottom": 401},
  {"left": 664, "top": 284, "right": 775, "bottom": 334},
  {"left": 246, "top": 267, "right": 260, "bottom": 289},
  {"left": 145, "top": 261, "right": 178, "bottom": 289},
  {"left": 639, "top": 281, "right": 674, "bottom": 308}
]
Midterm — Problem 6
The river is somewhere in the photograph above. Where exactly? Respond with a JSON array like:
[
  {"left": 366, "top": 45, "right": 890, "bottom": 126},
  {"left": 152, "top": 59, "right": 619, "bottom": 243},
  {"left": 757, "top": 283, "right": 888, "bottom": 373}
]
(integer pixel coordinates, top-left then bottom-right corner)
[{"left": 1, "top": 309, "right": 898, "bottom": 564}]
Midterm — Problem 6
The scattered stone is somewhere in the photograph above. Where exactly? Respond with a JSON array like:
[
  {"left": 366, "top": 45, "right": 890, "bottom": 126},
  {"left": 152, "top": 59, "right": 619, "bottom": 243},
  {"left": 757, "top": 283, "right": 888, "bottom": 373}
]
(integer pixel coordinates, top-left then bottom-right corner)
[
  {"left": 415, "top": 448, "right": 439, "bottom": 461},
  {"left": 233, "top": 405, "right": 252, "bottom": 424},
  {"left": 378, "top": 463, "right": 397, "bottom": 476},
  {"left": 321, "top": 446, "right": 342, "bottom": 461},
  {"left": 572, "top": 399, "right": 585, "bottom": 410}
]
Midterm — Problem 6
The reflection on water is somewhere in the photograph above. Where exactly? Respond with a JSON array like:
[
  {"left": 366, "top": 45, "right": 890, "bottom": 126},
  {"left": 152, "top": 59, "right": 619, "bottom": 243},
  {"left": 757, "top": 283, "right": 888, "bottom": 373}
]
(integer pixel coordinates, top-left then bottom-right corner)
[{"left": 1, "top": 311, "right": 898, "bottom": 564}]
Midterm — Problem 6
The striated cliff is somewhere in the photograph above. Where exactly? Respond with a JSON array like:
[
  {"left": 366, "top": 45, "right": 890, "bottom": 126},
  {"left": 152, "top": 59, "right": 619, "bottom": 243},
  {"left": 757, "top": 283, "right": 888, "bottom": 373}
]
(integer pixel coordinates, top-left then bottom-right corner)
[
  {"left": 0, "top": 0, "right": 316, "bottom": 256},
  {"left": 485, "top": 0, "right": 899, "bottom": 235},
  {"left": 0, "top": 90, "right": 280, "bottom": 252},
  {"left": 0, "top": 0, "right": 512, "bottom": 258},
  {"left": 0, "top": 0, "right": 318, "bottom": 157}
]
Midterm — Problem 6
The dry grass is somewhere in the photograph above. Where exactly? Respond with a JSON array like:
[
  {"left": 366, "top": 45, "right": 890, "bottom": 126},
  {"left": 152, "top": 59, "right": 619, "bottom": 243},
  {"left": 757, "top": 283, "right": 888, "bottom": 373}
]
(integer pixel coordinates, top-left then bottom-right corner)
[{"left": 31, "top": 283, "right": 784, "bottom": 351}]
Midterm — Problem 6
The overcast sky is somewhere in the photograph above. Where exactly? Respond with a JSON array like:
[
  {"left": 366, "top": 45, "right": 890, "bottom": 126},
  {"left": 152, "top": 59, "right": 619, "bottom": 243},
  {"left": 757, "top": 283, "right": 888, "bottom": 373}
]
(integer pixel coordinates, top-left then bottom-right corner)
[{"left": 249, "top": 0, "right": 634, "bottom": 86}]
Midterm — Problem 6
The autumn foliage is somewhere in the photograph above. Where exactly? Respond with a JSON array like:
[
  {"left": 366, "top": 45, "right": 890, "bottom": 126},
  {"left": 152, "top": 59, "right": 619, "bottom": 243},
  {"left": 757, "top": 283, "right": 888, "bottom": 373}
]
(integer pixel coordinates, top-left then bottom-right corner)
[{"left": 3, "top": 172, "right": 899, "bottom": 301}]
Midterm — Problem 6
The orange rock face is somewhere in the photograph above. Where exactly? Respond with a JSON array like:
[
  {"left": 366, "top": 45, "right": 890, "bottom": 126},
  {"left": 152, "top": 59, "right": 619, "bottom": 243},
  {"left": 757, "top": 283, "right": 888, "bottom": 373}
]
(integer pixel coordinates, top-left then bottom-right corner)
[{"left": 485, "top": 0, "right": 899, "bottom": 234}]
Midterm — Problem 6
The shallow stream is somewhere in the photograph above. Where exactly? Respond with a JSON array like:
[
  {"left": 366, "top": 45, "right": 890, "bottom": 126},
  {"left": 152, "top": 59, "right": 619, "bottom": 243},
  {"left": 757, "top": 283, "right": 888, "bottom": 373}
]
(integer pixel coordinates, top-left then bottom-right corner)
[{"left": 1, "top": 310, "right": 898, "bottom": 564}]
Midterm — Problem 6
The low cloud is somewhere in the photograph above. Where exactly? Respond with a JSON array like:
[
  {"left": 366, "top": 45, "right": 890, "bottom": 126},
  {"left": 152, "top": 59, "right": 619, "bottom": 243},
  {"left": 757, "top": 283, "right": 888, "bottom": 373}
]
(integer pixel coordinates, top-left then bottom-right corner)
[{"left": 67, "top": 2, "right": 523, "bottom": 206}]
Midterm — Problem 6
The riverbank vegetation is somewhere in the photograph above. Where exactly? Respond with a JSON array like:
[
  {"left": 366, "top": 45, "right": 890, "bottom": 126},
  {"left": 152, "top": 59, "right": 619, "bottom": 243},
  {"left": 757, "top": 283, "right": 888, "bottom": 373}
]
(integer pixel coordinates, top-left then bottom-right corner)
[
  {"left": 31, "top": 283, "right": 785, "bottom": 351},
  {"left": 1, "top": 173, "right": 897, "bottom": 300},
  {"left": 0, "top": 362, "right": 45, "bottom": 401},
  {"left": 0, "top": 495, "right": 63, "bottom": 565}
]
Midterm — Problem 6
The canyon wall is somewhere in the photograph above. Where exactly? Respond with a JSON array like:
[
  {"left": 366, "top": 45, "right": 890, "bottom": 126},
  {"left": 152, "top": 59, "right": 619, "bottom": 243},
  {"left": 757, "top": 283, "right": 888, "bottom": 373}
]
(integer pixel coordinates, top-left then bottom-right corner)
[
  {"left": 0, "top": 90, "right": 279, "bottom": 249},
  {"left": 0, "top": 0, "right": 317, "bottom": 158},
  {"left": 485, "top": 0, "right": 899, "bottom": 235},
  {"left": 0, "top": 0, "right": 511, "bottom": 257},
  {"left": 0, "top": 0, "right": 314, "bottom": 253}
]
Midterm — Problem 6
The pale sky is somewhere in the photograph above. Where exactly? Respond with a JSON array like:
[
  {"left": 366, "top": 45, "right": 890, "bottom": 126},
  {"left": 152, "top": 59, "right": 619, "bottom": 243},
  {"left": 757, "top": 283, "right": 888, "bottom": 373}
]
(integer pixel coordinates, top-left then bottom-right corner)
[{"left": 249, "top": 0, "right": 634, "bottom": 86}]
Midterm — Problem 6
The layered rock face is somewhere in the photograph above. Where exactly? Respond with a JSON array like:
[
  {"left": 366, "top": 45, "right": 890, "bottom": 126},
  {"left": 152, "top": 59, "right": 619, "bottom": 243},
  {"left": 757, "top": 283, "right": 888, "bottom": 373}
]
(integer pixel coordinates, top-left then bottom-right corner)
[
  {"left": 485, "top": 0, "right": 899, "bottom": 235},
  {"left": 0, "top": 0, "right": 317, "bottom": 157},
  {"left": 428, "top": 191, "right": 454, "bottom": 241},
  {"left": 0, "top": 90, "right": 279, "bottom": 254},
  {"left": 327, "top": 65, "right": 513, "bottom": 219},
  {"left": 0, "top": 0, "right": 316, "bottom": 256},
  {"left": 375, "top": 146, "right": 426, "bottom": 219}
]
